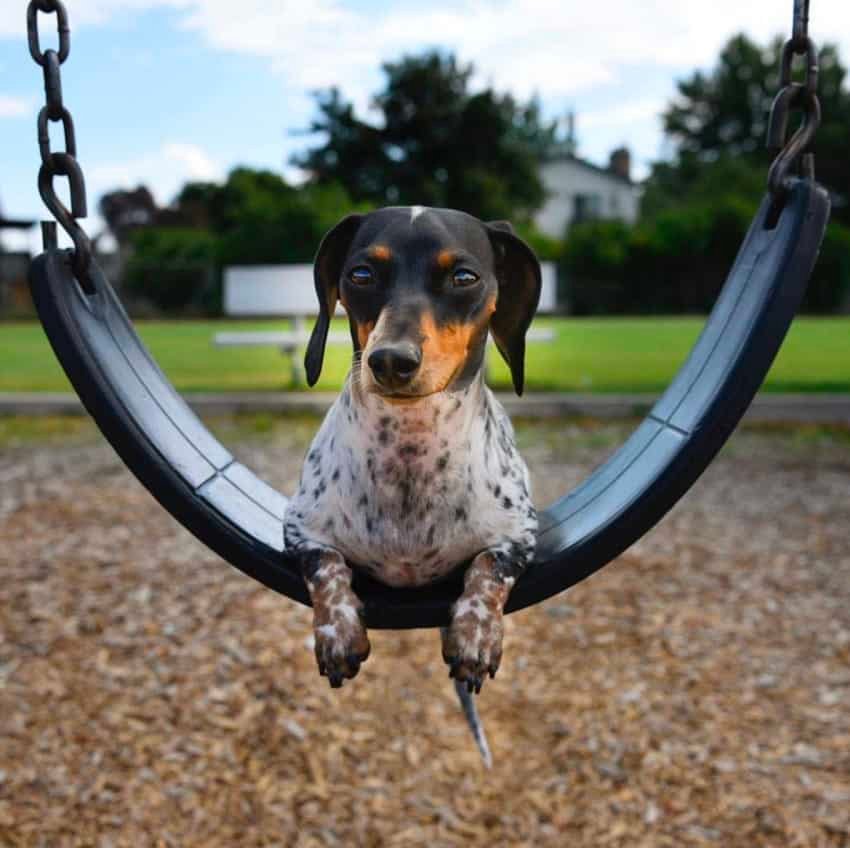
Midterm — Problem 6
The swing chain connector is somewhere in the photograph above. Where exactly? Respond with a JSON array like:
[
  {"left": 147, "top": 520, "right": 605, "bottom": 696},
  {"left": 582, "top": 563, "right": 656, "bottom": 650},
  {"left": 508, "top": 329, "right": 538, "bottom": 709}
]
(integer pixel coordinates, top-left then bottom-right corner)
[
  {"left": 27, "top": 0, "right": 95, "bottom": 293},
  {"left": 766, "top": 0, "right": 821, "bottom": 201}
]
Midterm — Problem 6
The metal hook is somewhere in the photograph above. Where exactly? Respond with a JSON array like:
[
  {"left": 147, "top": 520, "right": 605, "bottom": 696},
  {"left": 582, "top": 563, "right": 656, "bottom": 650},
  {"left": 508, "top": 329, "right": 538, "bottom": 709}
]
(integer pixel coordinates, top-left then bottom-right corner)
[
  {"left": 767, "top": 94, "right": 821, "bottom": 198},
  {"left": 38, "top": 159, "right": 94, "bottom": 292}
]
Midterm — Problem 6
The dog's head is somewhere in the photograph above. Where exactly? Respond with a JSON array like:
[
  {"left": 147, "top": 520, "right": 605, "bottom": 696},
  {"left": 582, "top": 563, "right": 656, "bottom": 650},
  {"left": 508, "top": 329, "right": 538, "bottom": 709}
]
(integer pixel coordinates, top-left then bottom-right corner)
[{"left": 305, "top": 206, "right": 541, "bottom": 398}]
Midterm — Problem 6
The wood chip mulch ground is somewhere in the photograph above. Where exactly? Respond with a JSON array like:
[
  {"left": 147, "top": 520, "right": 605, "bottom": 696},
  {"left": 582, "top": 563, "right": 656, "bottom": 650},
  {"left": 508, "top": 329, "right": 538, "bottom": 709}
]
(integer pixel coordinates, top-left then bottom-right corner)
[{"left": 1, "top": 416, "right": 849, "bottom": 847}]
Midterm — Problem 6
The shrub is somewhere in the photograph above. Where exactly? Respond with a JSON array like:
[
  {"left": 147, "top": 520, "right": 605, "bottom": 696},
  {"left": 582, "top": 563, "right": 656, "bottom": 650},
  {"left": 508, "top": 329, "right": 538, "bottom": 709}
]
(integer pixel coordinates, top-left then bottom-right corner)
[{"left": 125, "top": 228, "right": 218, "bottom": 313}]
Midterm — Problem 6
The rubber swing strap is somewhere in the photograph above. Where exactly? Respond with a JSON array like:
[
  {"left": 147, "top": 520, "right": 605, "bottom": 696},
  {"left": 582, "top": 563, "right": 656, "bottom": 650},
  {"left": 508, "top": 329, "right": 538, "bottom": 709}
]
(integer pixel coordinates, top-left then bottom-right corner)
[{"left": 508, "top": 179, "right": 830, "bottom": 617}]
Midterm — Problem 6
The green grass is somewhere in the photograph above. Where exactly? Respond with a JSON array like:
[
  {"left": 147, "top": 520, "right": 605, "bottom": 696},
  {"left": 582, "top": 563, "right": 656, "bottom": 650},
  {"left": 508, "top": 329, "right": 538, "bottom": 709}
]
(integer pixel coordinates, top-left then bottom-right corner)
[{"left": 1, "top": 316, "right": 849, "bottom": 394}]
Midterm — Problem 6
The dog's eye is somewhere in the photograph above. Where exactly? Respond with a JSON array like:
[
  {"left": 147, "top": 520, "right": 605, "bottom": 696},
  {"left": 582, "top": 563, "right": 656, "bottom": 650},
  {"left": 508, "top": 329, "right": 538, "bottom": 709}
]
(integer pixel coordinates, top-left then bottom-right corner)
[
  {"left": 349, "top": 266, "right": 374, "bottom": 285},
  {"left": 452, "top": 268, "right": 479, "bottom": 287}
]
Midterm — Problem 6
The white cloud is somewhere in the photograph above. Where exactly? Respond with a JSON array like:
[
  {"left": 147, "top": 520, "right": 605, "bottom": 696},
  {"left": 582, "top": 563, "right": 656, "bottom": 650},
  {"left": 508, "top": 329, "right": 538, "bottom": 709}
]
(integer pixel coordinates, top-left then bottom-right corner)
[
  {"left": 161, "top": 142, "right": 219, "bottom": 181},
  {"left": 87, "top": 140, "right": 223, "bottom": 207},
  {"left": 6, "top": 0, "right": 849, "bottom": 97},
  {"left": 0, "top": 95, "right": 32, "bottom": 118},
  {"left": 580, "top": 99, "right": 666, "bottom": 131}
]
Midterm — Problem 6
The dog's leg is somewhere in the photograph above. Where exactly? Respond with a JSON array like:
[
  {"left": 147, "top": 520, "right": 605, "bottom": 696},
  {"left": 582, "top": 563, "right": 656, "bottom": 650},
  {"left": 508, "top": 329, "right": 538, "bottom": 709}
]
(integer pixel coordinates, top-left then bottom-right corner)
[
  {"left": 298, "top": 547, "right": 371, "bottom": 687},
  {"left": 441, "top": 544, "right": 529, "bottom": 693}
]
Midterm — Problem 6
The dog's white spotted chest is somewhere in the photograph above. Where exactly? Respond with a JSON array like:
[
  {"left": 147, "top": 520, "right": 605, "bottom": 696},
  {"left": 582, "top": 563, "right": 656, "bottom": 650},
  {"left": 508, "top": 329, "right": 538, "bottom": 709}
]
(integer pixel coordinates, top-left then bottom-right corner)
[{"left": 285, "top": 378, "right": 536, "bottom": 588}]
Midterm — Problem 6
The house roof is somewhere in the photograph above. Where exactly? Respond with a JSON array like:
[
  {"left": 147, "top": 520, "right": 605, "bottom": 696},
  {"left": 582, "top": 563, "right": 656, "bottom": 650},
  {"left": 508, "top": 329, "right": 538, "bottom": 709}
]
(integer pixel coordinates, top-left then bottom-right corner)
[{"left": 541, "top": 152, "right": 636, "bottom": 188}]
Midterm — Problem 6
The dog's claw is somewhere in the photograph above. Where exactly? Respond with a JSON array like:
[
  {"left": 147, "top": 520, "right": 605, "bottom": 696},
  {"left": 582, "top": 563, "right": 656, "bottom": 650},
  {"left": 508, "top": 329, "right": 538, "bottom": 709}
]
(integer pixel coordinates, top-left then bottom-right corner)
[
  {"left": 441, "top": 606, "right": 505, "bottom": 695},
  {"left": 313, "top": 618, "right": 371, "bottom": 689}
]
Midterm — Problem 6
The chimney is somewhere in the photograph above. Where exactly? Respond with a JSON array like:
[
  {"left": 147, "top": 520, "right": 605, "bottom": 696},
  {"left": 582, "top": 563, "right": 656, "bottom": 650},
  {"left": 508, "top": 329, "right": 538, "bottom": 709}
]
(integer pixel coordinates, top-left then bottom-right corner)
[
  {"left": 566, "top": 111, "right": 576, "bottom": 155},
  {"left": 609, "top": 147, "right": 631, "bottom": 181}
]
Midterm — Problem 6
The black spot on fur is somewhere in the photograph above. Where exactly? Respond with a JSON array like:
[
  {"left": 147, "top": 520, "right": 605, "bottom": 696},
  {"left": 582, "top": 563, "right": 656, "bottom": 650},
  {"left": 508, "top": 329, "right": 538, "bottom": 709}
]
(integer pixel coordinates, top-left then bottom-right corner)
[
  {"left": 436, "top": 452, "right": 450, "bottom": 471},
  {"left": 358, "top": 494, "right": 368, "bottom": 508},
  {"left": 398, "top": 480, "right": 413, "bottom": 516},
  {"left": 491, "top": 545, "right": 528, "bottom": 584},
  {"left": 331, "top": 468, "right": 340, "bottom": 482},
  {"left": 502, "top": 496, "right": 513, "bottom": 509},
  {"left": 455, "top": 507, "right": 467, "bottom": 522},
  {"left": 299, "top": 549, "right": 323, "bottom": 582}
]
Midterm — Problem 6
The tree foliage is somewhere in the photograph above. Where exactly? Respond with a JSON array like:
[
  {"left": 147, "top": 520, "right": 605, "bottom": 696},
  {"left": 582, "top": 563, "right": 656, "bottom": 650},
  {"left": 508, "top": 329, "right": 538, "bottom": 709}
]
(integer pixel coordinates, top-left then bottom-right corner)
[
  {"left": 113, "top": 169, "right": 367, "bottom": 313},
  {"left": 293, "top": 51, "right": 558, "bottom": 221},
  {"left": 124, "top": 228, "right": 218, "bottom": 313},
  {"left": 650, "top": 33, "right": 850, "bottom": 223},
  {"left": 564, "top": 33, "right": 850, "bottom": 315}
]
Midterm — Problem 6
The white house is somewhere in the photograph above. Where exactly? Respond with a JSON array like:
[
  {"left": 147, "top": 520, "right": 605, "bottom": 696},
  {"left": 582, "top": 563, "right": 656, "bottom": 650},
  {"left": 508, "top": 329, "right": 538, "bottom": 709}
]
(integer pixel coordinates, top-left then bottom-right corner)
[{"left": 534, "top": 146, "right": 641, "bottom": 239}]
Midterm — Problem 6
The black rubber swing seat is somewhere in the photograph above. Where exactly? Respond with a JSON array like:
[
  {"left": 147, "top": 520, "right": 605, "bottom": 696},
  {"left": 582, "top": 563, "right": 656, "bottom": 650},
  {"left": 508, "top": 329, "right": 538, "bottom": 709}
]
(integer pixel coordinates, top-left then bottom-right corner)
[{"left": 29, "top": 180, "right": 829, "bottom": 629}]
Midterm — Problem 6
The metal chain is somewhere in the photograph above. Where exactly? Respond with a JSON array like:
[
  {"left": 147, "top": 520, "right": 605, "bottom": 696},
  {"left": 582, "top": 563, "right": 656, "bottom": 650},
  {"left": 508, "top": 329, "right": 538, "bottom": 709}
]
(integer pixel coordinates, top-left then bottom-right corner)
[
  {"left": 766, "top": 0, "right": 821, "bottom": 199},
  {"left": 27, "top": 0, "right": 94, "bottom": 292}
]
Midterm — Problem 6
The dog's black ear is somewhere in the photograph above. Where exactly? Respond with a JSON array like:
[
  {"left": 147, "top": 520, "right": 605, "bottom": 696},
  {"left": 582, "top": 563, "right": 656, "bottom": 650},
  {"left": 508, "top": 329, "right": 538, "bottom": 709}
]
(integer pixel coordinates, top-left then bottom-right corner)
[
  {"left": 305, "top": 214, "right": 363, "bottom": 386},
  {"left": 485, "top": 221, "right": 542, "bottom": 396}
]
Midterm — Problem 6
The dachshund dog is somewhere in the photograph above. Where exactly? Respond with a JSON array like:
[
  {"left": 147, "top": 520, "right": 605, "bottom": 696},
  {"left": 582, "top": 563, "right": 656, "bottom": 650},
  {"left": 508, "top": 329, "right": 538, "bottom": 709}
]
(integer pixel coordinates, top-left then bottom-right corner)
[{"left": 284, "top": 206, "right": 540, "bottom": 761}]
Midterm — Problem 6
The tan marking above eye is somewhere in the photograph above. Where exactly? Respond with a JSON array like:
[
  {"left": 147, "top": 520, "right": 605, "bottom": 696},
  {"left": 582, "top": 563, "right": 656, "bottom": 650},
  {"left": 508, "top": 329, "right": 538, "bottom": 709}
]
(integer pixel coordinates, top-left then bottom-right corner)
[
  {"left": 368, "top": 245, "right": 392, "bottom": 261},
  {"left": 436, "top": 249, "right": 457, "bottom": 270}
]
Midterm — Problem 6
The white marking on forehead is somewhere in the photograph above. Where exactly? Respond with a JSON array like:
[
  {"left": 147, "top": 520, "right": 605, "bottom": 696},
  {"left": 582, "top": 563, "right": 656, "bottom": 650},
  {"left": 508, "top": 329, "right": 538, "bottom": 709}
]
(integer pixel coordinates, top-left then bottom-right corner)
[{"left": 410, "top": 205, "right": 426, "bottom": 223}]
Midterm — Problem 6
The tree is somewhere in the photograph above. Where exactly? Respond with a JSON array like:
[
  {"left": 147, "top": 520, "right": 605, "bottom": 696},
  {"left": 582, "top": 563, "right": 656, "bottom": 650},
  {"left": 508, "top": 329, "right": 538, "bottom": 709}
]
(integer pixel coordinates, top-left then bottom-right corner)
[
  {"left": 175, "top": 168, "right": 370, "bottom": 267},
  {"left": 624, "top": 33, "right": 850, "bottom": 313},
  {"left": 648, "top": 33, "right": 850, "bottom": 223},
  {"left": 293, "top": 51, "right": 558, "bottom": 222},
  {"left": 125, "top": 227, "right": 218, "bottom": 312}
]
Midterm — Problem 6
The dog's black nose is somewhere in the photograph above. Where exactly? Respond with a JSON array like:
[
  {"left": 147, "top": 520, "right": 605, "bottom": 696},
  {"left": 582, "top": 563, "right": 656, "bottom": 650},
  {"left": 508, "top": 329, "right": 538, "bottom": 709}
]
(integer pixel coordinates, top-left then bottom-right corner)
[{"left": 368, "top": 344, "right": 422, "bottom": 388}]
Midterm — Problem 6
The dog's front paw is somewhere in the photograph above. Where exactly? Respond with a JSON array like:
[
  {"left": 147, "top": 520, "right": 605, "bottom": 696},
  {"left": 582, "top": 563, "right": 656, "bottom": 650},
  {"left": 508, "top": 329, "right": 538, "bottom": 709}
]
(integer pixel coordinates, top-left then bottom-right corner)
[
  {"left": 313, "top": 606, "right": 371, "bottom": 688},
  {"left": 442, "top": 598, "right": 504, "bottom": 694}
]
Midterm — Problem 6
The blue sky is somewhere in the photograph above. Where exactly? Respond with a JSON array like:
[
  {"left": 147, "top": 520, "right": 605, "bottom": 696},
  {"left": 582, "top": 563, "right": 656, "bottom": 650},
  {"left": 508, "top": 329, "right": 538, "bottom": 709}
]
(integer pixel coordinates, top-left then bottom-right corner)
[{"left": 1, "top": 0, "right": 849, "bottom": 251}]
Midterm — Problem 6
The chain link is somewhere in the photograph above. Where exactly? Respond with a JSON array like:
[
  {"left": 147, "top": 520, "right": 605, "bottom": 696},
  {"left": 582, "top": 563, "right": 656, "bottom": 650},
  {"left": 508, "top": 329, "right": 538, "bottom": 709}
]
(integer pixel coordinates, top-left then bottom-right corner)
[
  {"left": 766, "top": 0, "right": 821, "bottom": 200},
  {"left": 27, "top": 0, "right": 94, "bottom": 292}
]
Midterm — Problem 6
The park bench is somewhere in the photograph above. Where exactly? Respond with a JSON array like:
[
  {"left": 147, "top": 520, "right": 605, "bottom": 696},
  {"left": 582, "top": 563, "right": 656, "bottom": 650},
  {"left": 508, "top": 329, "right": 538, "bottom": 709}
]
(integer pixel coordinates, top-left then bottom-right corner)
[{"left": 214, "top": 263, "right": 558, "bottom": 385}]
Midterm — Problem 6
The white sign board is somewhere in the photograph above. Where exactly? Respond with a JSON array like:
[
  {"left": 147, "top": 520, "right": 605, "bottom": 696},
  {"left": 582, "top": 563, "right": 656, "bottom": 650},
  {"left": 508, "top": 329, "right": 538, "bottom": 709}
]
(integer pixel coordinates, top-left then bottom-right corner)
[
  {"left": 539, "top": 262, "right": 557, "bottom": 313},
  {"left": 223, "top": 261, "right": 559, "bottom": 316},
  {"left": 223, "top": 265, "right": 324, "bottom": 316}
]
